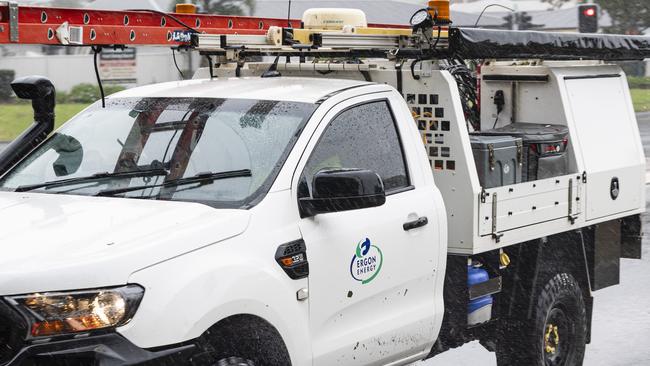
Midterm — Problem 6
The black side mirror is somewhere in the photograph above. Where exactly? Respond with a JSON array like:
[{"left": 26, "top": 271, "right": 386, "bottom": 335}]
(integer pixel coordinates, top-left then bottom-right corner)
[
  {"left": 299, "top": 169, "right": 386, "bottom": 218},
  {"left": 0, "top": 76, "right": 56, "bottom": 176}
]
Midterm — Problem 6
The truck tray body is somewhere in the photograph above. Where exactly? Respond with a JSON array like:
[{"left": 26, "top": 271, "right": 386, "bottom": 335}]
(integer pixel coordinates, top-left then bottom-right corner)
[{"left": 204, "top": 60, "right": 645, "bottom": 254}]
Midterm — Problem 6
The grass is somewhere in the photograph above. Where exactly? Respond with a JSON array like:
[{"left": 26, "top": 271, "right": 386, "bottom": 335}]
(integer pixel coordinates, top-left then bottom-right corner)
[
  {"left": 0, "top": 103, "right": 88, "bottom": 141},
  {"left": 628, "top": 76, "right": 650, "bottom": 90},
  {"left": 631, "top": 89, "right": 650, "bottom": 113}
]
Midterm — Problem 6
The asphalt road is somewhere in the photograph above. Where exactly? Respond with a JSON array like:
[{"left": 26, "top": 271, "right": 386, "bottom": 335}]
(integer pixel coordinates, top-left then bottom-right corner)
[{"left": 0, "top": 114, "right": 649, "bottom": 365}]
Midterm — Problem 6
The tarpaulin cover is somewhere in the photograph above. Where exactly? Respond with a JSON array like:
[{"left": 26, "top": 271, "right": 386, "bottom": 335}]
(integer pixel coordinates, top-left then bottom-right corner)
[{"left": 448, "top": 28, "right": 650, "bottom": 61}]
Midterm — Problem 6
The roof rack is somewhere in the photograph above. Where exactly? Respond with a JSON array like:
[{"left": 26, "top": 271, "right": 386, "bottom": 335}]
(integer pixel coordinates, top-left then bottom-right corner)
[
  {"left": 2, "top": 2, "right": 649, "bottom": 62},
  {"left": 191, "top": 26, "right": 450, "bottom": 61}
]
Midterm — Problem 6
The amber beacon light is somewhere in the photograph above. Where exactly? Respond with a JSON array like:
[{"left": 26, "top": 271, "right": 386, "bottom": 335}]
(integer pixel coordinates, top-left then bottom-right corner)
[
  {"left": 428, "top": 0, "right": 451, "bottom": 24},
  {"left": 176, "top": 3, "right": 198, "bottom": 14}
]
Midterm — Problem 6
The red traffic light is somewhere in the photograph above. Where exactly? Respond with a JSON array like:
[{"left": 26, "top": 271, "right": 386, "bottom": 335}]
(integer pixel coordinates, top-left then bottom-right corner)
[{"left": 578, "top": 4, "right": 599, "bottom": 33}]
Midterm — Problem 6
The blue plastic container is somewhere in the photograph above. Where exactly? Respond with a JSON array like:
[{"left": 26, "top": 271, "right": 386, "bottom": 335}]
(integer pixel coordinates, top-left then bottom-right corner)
[{"left": 468, "top": 265, "right": 493, "bottom": 325}]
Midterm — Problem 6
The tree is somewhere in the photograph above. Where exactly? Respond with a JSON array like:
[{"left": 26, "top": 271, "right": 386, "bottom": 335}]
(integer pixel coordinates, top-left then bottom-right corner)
[
  {"left": 173, "top": 0, "right": 256, "bottom": 16},
  {"left": 595, "top": 0, "right": 649, "bottom": 35},
  {"left": 542, "top": 0, "right": 649, "bottom": 34},
  {"left": 541, "top": 0, "right": 568, "bottom": 9}
]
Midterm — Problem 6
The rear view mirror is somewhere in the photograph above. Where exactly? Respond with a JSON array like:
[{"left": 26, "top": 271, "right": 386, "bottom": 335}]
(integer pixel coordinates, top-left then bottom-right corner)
[
  {"left": 51, "top": 134, "right": 83, "bottom": 177},
  {"left": 299, "top": 169, "right": 386, "bottom": 218}
]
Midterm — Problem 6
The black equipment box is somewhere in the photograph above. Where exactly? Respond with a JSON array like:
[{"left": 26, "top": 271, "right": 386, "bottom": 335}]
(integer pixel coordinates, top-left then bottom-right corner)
[
  {"left": 479, "top": 123, "right": 569, "bottom": 182},
  {"left": 470, "top": 135, "right": 523, "bottom": 188}
]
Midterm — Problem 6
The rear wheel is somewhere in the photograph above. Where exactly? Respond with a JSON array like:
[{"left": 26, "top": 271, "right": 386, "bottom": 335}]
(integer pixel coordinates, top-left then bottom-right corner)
[{"left": 496, "top": 273, "right": 587, "bottom": 366}]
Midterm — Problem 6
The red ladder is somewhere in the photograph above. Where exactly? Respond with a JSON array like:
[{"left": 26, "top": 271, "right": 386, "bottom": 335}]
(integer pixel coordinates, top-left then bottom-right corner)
[{"left": 0, "top": 3, "right": 407, "bottom": 47}]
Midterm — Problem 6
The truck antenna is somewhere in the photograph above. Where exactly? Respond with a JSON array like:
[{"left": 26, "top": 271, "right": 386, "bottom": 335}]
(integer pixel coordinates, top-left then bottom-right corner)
[
  {"left": 91, "top": 46, "right": 106, "bottom": 108},
  {"left": 474, "top": 4, "right": 515, "bottom": 27},
  {"left": 287, "top": 0, "right": 292, "bottom": 27}
]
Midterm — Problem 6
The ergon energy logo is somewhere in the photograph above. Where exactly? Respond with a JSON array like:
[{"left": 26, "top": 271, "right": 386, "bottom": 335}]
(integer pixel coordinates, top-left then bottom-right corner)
[{"left": 350, "top": 238, "right": 383, "bottom": 285}]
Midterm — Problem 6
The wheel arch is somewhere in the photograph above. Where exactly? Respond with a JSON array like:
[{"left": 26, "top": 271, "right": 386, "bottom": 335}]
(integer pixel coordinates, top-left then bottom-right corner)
[
  {"left": 195, "top": 313, "right": 292, "bottom": 366},
  {"left": 500, "top": 230, "right": 594, "bottom": 342},
  {"left": 123, "top": 248, "right": 311, "bottom": 364}
]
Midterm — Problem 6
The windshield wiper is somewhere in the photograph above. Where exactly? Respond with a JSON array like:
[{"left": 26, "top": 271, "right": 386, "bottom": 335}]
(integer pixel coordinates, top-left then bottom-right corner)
[
  {"left": 15, "top": 169, "right": 169, "bottom": 193},
  {"left": 95, "top": 169, "right": 252, "bottom": 197}
]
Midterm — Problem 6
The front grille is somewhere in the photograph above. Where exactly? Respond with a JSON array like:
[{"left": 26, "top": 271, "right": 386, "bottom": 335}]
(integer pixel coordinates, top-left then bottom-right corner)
[{"left": 0, "top": 301, "right": 26, "bottom": 365}]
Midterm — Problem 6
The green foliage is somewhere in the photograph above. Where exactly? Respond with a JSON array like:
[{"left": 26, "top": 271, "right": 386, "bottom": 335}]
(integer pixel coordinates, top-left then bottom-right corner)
[
  {"left": 628, "top": 77, "right": 650, "bottom": 89},
  {"left": 173, "top": 0, "right": 255, "bottom": 16},
  {"left": 618, "top": 61, "right": 647, "bottom": 78},
  {"left": 0, "top": 70, "right": 15, "bottom": 102},
  {"left": 542, "top": 0, "right": 649, "bottom": 34},
  {"left": 56, "top": 90, "right": 70, "bottom": 104},
  {"left": 596, "top": 0, "right": 649, "bottom": 35},
  {"left": 631, "top": 89, "right": 650, "bottom": 112},
  {"left": 66, "top": 84, "right": 126, "bottom": 104}
]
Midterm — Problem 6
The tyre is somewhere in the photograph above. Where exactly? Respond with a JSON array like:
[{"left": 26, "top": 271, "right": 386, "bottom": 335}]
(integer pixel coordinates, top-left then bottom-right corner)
[
  {"left": 496, "top": 273, "right": 587, "bottom": 366},
  {"left": 216, "top": 357, "right": 255, "bottom": 366},
  {"left": 192, "top": 315, "right": 291, "bottom": 366}
]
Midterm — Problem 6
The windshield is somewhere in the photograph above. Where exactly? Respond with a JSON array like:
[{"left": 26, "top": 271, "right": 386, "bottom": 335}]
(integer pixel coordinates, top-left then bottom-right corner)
[{"left": 0, "top": 97, "right": 315, "bottom": 208}]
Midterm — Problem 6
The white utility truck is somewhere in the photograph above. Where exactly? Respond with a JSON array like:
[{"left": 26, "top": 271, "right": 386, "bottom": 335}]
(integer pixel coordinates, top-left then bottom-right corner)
[{"left": 0, "top": 4, "right": 648, "bottom": 366}]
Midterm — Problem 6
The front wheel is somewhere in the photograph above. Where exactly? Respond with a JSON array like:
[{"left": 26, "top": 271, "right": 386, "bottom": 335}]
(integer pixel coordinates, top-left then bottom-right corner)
[
  {"left": 215, "top": 357, "right": 255, "bottom": 366},
  {"left": 496, "top": 273, "right": 587, "bottom": 366}
]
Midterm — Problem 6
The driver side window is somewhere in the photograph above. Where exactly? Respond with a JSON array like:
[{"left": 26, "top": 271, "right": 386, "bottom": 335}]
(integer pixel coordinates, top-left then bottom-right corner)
[{"left": 299, "top": 100, "right": 410, "bottom": 198}]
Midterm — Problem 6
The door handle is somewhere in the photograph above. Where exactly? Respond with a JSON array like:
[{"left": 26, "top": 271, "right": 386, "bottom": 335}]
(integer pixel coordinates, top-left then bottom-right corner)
[{"left": 403, "top": 216, "right": 428, "bottom": 231}]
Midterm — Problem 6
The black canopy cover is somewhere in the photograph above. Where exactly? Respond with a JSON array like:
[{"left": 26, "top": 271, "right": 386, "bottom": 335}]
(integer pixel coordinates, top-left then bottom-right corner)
[{"left": 448, "top": 28, "right": 650, "bottom": 61}]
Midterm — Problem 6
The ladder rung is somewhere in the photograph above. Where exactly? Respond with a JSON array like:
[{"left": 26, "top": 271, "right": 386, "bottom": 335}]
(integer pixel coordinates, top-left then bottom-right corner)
[{"left": 0, "top": 3, "right": 411, "bottom": 46}]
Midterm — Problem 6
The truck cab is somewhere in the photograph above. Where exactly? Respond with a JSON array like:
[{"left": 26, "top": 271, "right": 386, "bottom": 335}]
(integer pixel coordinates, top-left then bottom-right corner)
[{"left": 0, "top": 77, "right": 448, "bottom": 366}]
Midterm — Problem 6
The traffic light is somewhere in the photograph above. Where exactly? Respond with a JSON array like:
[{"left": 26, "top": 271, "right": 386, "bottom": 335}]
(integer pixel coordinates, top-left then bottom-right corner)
[
  {"left": 517, "top": 12, "right": 535, "bottom": 30},
  {"left": 502, "top": 12, "right": 541, "bottom": 31},
  {"left": 578, "top": 4, "right": 599, "bottom": 33},
  {"left": 502, "top": 13, "right": 514, "bottom": 30}
]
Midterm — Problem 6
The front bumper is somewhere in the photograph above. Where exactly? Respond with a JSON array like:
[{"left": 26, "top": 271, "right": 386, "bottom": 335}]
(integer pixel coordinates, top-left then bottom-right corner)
[{"left": 2, "top": 333, "right": 196, "bottom": 366}]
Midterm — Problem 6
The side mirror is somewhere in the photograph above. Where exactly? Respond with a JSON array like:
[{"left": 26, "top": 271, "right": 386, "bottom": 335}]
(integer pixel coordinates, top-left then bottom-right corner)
[
  {"left": 0, "top": 76, "right": 56, "bottom": 176},
  {"left": 299, "top": 169, "right": 386, "bottom": 218}
]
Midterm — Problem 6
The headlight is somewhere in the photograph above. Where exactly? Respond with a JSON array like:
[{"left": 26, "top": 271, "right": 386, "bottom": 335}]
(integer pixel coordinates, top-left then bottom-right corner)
[{"left": 6, "top": 285, "right": 144, "bottom": 338}]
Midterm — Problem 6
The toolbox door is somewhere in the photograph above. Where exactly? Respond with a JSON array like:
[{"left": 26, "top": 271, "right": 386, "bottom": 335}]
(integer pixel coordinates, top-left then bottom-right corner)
[{"left": 564, "top": 75, "right": 645, "bottom": 221}]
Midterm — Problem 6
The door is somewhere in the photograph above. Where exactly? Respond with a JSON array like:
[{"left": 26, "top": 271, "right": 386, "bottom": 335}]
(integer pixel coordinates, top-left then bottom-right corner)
[
  {"left": 565, "top": 75, "right": 645, "bottom": 220},
  {"left": 295, "top": 97, "right": 440, "bottom": 365}
]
